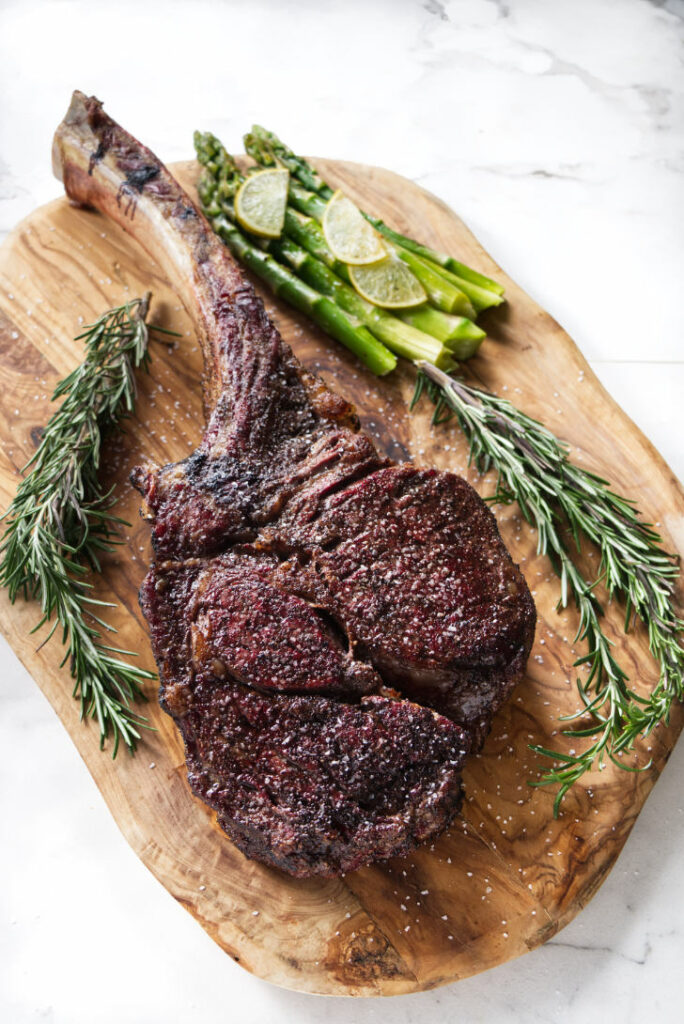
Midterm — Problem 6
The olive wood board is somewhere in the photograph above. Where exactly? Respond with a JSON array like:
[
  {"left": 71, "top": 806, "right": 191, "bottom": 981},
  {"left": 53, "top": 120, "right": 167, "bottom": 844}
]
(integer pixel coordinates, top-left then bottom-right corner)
[{"left": 0, "top": 158, "right": 682, "bottom": 997}]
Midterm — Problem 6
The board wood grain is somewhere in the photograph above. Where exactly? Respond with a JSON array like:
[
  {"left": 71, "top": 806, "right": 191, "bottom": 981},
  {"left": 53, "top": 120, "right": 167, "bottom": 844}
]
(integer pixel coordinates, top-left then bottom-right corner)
[{"left": 0, "top": 159, "right": 682, "bottom": 996}]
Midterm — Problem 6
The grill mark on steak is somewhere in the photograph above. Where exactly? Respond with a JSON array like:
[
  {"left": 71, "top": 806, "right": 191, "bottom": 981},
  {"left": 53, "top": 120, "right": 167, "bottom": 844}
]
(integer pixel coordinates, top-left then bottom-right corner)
[{"left": 53, "top": 92, "right": 536, "bottom": 877}]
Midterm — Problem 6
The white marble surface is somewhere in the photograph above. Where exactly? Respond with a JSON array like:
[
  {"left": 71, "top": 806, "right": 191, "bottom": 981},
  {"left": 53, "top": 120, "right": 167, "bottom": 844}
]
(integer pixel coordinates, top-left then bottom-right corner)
[{"left": 1, "top": 0, "right": 683, "bottom": 1021}]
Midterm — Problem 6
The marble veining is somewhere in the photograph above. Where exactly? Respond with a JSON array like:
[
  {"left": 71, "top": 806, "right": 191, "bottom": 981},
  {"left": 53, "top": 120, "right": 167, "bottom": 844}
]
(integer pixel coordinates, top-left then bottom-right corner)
[{"left": 0, "top": 1, "right": 682, "bottom": 1022}]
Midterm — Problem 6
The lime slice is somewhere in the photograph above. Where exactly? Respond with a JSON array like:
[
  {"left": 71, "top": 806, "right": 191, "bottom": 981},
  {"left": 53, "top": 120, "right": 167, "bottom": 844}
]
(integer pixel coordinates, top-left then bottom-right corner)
[
  {"left": 349, "top": 257, "right": 427, "bottom": 309},
  {"left": 234, "top": 168, "right": 289, "bottom": 238},
  {"left": 322, "top": 190, "right": 387, "bottom": 265}
]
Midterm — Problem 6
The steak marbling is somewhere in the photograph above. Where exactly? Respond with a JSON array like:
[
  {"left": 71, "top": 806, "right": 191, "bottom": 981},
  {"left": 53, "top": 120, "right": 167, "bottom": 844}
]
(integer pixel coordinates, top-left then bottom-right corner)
[{"left": 52, "top": 92, "right": 536, "bottom": 877}]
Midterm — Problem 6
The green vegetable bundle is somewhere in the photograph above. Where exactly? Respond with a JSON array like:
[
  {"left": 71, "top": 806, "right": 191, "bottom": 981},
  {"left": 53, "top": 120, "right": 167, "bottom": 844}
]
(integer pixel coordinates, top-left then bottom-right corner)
[{"left": 194, "top": 129, "right": 499, "bottom": 375}]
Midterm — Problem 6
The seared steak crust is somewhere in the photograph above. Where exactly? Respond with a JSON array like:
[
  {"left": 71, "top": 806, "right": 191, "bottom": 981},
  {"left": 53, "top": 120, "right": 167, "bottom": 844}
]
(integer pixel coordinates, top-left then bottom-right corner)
[{"left": 53, "top": 92, "right": 536, "bottom": 877}]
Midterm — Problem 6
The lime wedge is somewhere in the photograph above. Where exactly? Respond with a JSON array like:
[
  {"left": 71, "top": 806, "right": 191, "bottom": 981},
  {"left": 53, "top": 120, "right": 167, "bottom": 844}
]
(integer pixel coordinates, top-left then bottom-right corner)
[
  {"left": 322, "top": 190, "right": 387, "bottom": 265},
  {"left": 349, "top": 257, "right": 427, "bottom": 309},
  {"left": 234, "top": 168, "right": 289, "bottom": 238}
]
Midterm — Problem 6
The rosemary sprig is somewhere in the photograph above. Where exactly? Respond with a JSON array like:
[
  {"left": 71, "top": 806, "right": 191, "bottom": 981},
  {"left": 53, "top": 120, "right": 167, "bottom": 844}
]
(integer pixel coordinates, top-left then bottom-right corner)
[
  {"left": 414, "top": 362, "right": 684, "bottom": 814},
  {"left": 0, "top": 295, "right": 166, "bottom": 756}
]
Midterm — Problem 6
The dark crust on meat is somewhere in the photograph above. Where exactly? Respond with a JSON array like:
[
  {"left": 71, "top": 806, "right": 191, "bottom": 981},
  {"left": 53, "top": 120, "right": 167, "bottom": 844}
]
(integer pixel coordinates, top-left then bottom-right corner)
[{"left": 54, "top": 92, "right": 536, "bottom": 877}]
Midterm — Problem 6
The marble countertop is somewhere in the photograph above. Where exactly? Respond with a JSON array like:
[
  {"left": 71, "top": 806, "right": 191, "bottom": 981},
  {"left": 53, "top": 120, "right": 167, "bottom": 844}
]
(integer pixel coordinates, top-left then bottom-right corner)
[{"left": 1, "top": 1, "right": 683, "bottom": 1021}]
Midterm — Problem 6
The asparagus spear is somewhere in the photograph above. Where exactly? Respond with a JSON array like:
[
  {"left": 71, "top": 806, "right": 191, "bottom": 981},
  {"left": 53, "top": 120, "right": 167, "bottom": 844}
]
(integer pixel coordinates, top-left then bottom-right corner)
[
  {"left": 195, "top": 132, "right": 454, "bottom": 370},
  {"left": 245, "top": 127, "right": 505, "bottom": 309},
  {"left": 394, "top": 246, "right": 476, "bottom": 317},
  {"left": 398, "top": 308, "right": 484, "bottom": 360},
  {"left": 246, "top": 127, "right": 328, "bottom": 196}
]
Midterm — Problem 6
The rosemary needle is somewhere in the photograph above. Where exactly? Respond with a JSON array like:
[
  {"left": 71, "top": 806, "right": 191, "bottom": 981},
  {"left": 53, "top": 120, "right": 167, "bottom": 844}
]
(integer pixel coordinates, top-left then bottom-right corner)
[
  {"left": 415, "top": 362, "right": 684, "bottom": 814},
  {"left": 0, "top": 295, "right": 172, "bottom": 756}
]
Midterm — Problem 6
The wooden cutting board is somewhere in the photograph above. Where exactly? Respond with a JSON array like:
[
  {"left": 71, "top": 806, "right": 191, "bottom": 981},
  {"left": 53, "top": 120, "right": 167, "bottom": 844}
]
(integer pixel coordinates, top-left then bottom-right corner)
[{"left": 0, "top": 159, "right": 682, "bottom": 997}]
